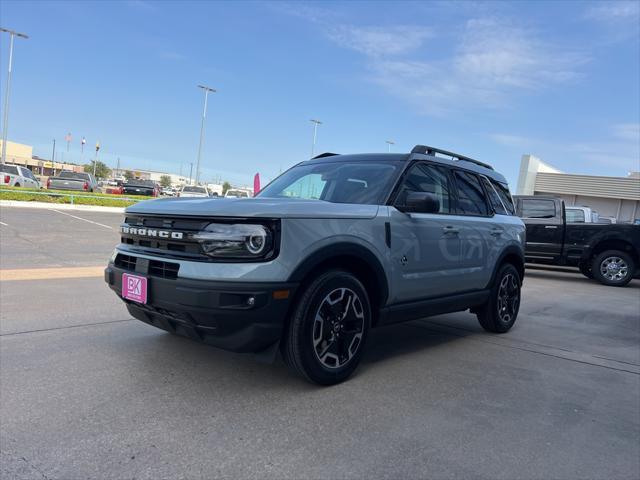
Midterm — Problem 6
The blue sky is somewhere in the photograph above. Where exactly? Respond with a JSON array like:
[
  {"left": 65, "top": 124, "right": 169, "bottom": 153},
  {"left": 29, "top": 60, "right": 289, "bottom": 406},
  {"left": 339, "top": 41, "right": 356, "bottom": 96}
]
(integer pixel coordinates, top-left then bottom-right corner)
[{"left": 1, "top": 0, "right": 639, "bottom": 188}]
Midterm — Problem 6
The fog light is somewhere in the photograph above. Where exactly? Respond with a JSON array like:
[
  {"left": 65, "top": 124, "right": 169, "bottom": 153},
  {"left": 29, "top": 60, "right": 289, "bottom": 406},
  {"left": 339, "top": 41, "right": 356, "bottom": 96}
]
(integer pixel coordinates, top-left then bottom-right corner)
[{"left": 246, "top": 296, "right": 256, "bottom": 307}]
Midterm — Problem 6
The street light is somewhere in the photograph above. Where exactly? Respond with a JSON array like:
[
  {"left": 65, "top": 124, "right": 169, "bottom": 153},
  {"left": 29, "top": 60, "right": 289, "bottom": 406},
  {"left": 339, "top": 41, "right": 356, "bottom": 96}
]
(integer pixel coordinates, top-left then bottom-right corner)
[
  {"left": 195, "top": 84, "right": 216, "bottom": 185},
  {"left": 0, "top": 27, "right": 29, "bottom": 165},
  {"left": 310, "top": 119, "right": 322, "bottom": 158},
  {"left": 385, "top": 140, "right": 395, "bottom": 152}
]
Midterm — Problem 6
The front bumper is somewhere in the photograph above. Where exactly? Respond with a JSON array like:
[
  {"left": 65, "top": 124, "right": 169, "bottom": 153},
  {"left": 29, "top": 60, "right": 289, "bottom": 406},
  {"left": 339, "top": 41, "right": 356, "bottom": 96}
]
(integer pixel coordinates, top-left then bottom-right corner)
[{"left": 105, "top": 265, "right": 297, "bottom": 353}]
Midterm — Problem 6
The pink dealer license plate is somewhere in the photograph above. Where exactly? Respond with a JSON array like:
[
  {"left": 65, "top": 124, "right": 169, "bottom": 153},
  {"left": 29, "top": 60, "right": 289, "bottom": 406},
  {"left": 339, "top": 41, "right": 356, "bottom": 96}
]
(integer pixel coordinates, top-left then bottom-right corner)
[{"left": 122, "top": 273, "right": 148, "bottom": 304}]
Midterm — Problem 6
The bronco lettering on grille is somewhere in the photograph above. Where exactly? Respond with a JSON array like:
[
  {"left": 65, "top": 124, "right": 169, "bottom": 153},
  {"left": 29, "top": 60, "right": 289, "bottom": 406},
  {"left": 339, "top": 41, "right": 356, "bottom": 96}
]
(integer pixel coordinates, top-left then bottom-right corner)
[{"left": 120, "top": 226, "right": 184, "bottom": 240}]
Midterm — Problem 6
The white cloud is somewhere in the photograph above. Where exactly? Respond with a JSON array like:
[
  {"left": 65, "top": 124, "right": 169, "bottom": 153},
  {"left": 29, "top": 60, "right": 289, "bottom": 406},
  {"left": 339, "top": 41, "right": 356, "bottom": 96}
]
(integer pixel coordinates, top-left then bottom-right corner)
[
  {"left": 612, "top": 123, "right": 640, "bottom": 142},
  {"left": 489, "top": 133, "right": 536, "bottom": 148},
  {"left": 584, "top": 1, "right": 640, "bottom": 22},
  {"left": 326, "top": 25, "right": 432, "bottom": 57}
]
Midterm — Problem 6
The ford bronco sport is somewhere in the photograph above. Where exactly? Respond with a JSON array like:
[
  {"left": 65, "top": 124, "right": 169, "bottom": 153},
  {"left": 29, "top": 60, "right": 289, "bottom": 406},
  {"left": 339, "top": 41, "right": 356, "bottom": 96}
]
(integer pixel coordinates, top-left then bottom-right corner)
[{"left": 106, "top": 145, "right": 526, "bottom": 385}]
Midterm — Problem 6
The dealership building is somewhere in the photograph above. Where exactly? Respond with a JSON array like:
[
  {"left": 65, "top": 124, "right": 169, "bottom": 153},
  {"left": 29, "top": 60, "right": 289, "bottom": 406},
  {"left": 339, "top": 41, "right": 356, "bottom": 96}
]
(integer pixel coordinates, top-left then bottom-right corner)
[{"left": 516, "top": 154, "right": 640, "bottom": 222}]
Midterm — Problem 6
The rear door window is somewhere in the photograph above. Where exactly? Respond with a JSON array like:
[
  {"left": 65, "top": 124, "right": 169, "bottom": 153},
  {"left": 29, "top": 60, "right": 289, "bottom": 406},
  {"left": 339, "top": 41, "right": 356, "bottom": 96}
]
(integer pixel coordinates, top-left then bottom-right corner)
[
  {"left": 452, "top": 170, "right": 490, "bottom": 216},
  {"left": 520, "top": 199, "right": 556, "bottom": 218}
]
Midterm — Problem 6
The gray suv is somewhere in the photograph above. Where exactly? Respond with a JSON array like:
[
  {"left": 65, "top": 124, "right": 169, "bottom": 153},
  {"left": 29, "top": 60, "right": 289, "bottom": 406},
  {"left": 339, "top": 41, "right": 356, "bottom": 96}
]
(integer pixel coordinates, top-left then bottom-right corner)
[{"left": 105, "top": 145, "right": 526, "bottom": 385}]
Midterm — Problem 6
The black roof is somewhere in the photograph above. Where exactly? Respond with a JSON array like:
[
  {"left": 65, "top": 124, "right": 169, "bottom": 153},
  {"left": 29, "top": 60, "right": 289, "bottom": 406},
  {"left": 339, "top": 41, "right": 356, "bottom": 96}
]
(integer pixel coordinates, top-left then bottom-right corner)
[{"left": 306, "top": 148, "right": 507, "bottom": 184}]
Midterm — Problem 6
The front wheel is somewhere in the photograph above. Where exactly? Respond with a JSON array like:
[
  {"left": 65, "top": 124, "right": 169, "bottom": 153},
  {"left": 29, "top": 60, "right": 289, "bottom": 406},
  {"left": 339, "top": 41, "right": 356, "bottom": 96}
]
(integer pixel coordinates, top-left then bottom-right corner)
[
  {"left": 477, "top": 263, "right": 521, "bottom": 333},
  {"left": 282, "top": 270, "right": 370, "bottom": 385},
  {"left": 592, "top": 250, "right": 635, "bottom": 287}
]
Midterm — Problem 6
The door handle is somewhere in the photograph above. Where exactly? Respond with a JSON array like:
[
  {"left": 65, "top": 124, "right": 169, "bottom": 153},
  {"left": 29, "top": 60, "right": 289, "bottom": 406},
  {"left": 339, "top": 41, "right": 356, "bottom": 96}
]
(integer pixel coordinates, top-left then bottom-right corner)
[
  {"left": 442, "top": 226, "right": 459, "bottom": 235},
  {"left": 490, "top": 228, "right": 503, "bottom": 236},
  {"left": 544, "top": 225, "right": 558, "bottom": 229}
]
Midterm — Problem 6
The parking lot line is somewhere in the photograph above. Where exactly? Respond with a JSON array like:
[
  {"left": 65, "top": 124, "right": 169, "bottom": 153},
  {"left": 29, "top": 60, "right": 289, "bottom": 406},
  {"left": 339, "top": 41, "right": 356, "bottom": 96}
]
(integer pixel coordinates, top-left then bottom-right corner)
[
  {"left": 51, "top": 209, "right": 113, "bottom": 229},
  {"left": 0, "top": 221, "right": 8, "bottom": 226},
  {"left": 0, "top": 266, "right": 105, "bottom": 282}
]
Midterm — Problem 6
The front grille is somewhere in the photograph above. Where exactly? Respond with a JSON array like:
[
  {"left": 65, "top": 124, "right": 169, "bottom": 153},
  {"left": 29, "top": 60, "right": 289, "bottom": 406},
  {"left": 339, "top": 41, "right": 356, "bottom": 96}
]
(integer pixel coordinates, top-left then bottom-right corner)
[
  {"left": 149, "top": 260, "right": 179, "bottom": 279},
  {"left": 114, "top": 253, "right": 179, "bottom": 279},
  {"left": 120, "top": 215, "right": 209, "bottom": 260},
  {"left": 114, "top": 253, "right": 137, "bottom": 271}
]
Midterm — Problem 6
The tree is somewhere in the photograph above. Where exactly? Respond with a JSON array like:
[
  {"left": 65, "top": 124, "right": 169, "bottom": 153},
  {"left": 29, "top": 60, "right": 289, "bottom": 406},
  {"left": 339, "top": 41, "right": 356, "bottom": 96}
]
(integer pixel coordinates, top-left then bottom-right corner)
[
  {"left": 84, "top": 161, "right": 111, "bottom": 179},
  {"left": 159, "top": 175, "right": 172, "bottom": 188},
  {"left": 222, "top": 181, "right": 232, "bottom": 195},
  {"left": 124, "top": 170, "right": 135, "bottom": 181}
]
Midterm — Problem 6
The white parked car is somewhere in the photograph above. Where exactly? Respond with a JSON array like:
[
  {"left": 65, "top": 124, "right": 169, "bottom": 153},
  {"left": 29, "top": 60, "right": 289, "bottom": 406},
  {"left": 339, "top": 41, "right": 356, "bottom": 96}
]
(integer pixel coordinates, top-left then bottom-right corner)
[
  {"left": 224, "top": 189, "right": 250, "bottom": 198},
  {"left": 1, "top": 164, "right": 40, "bottom": 188},
  {"left": 178, "top": 185, "right": 210, "bottom": 198}
]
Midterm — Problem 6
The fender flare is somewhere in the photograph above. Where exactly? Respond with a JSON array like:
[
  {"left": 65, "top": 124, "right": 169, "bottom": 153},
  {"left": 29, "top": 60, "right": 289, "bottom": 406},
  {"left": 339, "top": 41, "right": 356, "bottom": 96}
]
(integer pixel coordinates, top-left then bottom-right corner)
[
  {"left": 288, "top": 242, "right": 389, "bottom": 305},
  {"left": 487, "top": 244, "right": 525, "bottom": 288}
]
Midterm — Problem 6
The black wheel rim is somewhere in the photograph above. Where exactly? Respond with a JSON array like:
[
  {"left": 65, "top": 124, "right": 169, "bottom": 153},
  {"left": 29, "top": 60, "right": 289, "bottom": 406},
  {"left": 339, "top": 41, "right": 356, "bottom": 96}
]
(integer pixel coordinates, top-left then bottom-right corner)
[
  {"left": 312, "top": 288, "right": 365, "bottom": 369},
  {"left": 497, "top": 273, "right": 519, "bottom": 323}
]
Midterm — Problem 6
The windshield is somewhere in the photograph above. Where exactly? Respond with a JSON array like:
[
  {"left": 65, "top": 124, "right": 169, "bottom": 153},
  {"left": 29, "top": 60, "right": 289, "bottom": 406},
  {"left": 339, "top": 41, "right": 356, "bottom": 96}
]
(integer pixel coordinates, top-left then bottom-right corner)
[
  {"left": 59, "top": 171, "right": 89, "bottom": 180},
  {"left": 258, "top": 160, "right": 400, "bottom": 205},
  {"left": 0, "top": 164, "right": 19, "bottom": 175},
  {"left": 182, "top": 186, "right": 207, "bottom": 193}
]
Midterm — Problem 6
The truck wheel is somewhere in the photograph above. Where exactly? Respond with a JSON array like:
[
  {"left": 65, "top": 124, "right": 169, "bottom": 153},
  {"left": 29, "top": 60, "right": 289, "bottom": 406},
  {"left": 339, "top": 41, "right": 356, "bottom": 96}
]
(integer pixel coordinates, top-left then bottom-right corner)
[
  {"left": 282, "top": 270, "right": 370, "bottom": 385},
  {"left": 592, "top": 250, "right": 634, "bottom": 287},
  {"left": 14, "top": 183, "right": 20, "bottom": 187},
  {"left": 476, "top": 263, "right": 521, "bottom": 333},
  {"left": 579, "top": 262, "right": 594, "bottom": 279}
]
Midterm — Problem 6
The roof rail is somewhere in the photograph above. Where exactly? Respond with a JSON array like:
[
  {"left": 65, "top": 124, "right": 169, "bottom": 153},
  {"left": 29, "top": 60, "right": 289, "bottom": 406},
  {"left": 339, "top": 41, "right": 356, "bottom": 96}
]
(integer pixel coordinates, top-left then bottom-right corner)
[
  {"left": 411, "top": 144, "right": 493, "bottom": 170},
  {"left": 312, "top": 152, "right": 339, "bottom": 159}
]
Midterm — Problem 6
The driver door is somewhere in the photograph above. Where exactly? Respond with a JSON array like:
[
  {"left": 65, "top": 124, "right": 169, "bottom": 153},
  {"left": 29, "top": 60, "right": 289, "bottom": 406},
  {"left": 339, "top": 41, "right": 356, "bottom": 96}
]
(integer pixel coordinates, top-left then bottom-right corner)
[{"left": 389, "top": 162, "right": 463, "bottom": 303}]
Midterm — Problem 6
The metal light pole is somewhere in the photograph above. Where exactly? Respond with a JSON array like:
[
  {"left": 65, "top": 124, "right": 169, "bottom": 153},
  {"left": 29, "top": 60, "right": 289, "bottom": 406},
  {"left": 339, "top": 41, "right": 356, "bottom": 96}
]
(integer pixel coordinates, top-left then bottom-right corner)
[
  {"left": 386, "top": 140, "right": 395, "bottom": 152},
  {"left": 51, "top": 139, "right": 56, "bottom": 176},
  {"left": 195, "top": 84, "right": 216, "bottom": 185},
  {"left": 310, "top": 119, "right": 322, "bottom": 158},
  {"left": 188, "top": 162, "right": 194, "bottom": 185},
  {"left": 0, "top": 28, "right": 29, "bottom": 165}
]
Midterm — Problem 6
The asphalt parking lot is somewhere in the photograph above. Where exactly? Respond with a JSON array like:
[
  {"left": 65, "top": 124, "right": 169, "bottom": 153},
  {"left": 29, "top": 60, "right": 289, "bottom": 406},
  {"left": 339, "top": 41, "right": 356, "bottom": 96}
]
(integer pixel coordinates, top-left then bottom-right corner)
[{"left": 1, "top": 206, "right": 639, "bottom": 480}]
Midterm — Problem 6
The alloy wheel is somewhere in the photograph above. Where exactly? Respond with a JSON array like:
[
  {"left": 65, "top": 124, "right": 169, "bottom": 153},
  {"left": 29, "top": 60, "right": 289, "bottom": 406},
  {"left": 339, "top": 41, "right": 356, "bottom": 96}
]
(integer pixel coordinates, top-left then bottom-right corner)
[
  {"left": 497, "top": 273, "right": 520, "bottom": 323},
  {"left": 312, "top": 288, "right": 365, "bottom": 369},
  {"left": 600, "top": 256, "right": 629, "bottom": 282}
]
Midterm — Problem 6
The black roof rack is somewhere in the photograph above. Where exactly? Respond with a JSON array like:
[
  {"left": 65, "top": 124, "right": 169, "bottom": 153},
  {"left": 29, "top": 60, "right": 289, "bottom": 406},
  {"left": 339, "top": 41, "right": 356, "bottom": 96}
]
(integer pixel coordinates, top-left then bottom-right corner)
[
  {"left": 411, "top": 145, "right": 493, "bottom": 171},
  {"left": 311, "top": 152, "right": 339, "bottom": 159}
]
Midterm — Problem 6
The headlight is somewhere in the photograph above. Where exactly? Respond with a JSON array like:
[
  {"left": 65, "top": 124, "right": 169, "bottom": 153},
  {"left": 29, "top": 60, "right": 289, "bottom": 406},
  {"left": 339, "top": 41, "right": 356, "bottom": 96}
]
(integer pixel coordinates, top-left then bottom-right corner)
[{"left": 192, "top": 223, "right": 274, "bottom": 259}]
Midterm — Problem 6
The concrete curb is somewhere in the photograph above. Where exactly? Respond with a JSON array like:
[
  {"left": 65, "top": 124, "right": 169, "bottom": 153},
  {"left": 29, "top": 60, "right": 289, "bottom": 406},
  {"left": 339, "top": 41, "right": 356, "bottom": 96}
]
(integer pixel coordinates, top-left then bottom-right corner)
[{"left": 0, "top": 200, "right": 125, "bottom": 213}]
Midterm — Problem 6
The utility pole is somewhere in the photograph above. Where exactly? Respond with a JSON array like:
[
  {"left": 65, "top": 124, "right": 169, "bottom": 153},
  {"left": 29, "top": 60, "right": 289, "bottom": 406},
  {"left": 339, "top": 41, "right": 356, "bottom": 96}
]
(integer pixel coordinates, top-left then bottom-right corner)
[
  {"left": 195, "top": 84, "right": 216, "bottom": 185},
  {"left": 188, "top": 162, "right": 194, "bottom": 185},
  {"left": 51, "top": 139, "right": 56, "bottom": 175},
  {"left": 0, "top": 28, "right": 29, "bottom": 165},
  {"left": 386, "top": 140, "right": 395, "bottom": 152},
  {"left": 310, "top": 119, "right": 322, "bottom": 158},
  {"left": 93, "top": 141, "right": 100, "bottom": 177}
]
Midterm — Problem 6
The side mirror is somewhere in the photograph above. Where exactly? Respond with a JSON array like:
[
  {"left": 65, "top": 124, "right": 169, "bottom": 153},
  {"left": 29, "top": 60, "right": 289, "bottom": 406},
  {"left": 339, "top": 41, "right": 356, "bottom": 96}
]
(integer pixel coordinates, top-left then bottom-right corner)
[{"left": 401, "top": 192, "right": 440, "bottom": 214}]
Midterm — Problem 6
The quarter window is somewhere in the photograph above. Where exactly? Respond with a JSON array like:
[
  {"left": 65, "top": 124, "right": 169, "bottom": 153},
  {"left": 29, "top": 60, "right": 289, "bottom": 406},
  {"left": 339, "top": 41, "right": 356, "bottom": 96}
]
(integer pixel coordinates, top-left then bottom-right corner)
[
  {"left": 480, "top": 176, "right": 507, "bottom": 215},
  {"left": 490, "top": 180, "right": 515, "bottom": 215},
  {"left": 453, "top": 170, "right": 489, "bottom": 216},
  {"left": 520, "top": 199, "right": 556, "bottom": 219},
  {"left": 395, "top": 163, "right": 452, "bottom": 214}
]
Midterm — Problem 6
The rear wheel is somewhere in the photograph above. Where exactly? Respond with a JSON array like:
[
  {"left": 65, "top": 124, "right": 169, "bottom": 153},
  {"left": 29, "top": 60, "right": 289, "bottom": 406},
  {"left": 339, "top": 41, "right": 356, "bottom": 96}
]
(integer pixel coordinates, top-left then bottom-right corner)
[
  {"left": 282, "top": 270, "right": 370, "bottom": 385},
  {"left": 477, "top": 263, "right": 521, "bottom": 333},
  {"left": 592, "top": 250, "right": 634, "bottom": 287},
  {"left": 14, "top": 183, "right": 20, "bottom": 187}
]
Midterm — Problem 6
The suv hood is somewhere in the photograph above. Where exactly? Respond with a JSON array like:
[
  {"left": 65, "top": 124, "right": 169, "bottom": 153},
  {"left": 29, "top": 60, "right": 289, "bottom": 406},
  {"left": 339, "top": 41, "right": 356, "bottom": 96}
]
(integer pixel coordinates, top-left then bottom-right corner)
[{"left": 126, "top": 197, "right": 380, "bottom": 219}]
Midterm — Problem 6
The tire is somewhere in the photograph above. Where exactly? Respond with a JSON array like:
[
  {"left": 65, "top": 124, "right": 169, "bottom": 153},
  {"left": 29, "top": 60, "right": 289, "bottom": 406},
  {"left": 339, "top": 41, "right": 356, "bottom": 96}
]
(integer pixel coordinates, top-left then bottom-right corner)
[
  {"left": 591, "top": 250, "right": 635, "bottom": 287},
  {"left": 476, "top": 263, "right": 521, "bottom": 333},
  {"left": 282, "top": 270, "right": 371, "bottom": 385},
  {"left": 579, "top": 262, "right": 594, "bottom": 279},
  {"left": 14, "top": 183, "right": 20, "bottom": 187}
]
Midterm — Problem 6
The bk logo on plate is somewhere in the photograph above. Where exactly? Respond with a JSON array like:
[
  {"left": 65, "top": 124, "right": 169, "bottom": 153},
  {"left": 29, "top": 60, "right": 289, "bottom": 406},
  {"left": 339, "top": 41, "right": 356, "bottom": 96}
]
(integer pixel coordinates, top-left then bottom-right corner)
[{"left": 122, "top": 273, "right": 147, "bottom": 304}]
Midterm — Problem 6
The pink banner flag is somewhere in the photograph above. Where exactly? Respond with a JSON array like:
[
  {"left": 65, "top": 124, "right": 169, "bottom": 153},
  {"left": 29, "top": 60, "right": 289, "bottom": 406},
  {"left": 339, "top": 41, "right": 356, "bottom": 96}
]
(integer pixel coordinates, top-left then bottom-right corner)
[{"left": 253, "top": 173, "right": 261, "bottom": 196}]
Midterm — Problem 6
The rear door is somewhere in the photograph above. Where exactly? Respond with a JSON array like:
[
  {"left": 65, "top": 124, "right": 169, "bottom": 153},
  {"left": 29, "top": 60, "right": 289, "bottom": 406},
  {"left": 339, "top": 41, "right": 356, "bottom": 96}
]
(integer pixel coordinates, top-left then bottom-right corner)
[
  {"left": 516, "top": 198, "right": 563, "bottom": 260},
  {"left": 450, "top": 170, "right": 497, "bottom": 290}
]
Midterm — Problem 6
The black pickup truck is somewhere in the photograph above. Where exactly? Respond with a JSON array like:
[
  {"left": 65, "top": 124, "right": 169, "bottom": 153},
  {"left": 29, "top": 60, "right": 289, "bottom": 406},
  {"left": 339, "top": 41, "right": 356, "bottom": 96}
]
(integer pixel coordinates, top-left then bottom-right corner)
[{"left": 514, "top": 196, "right": 640, "bottom": 287}]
